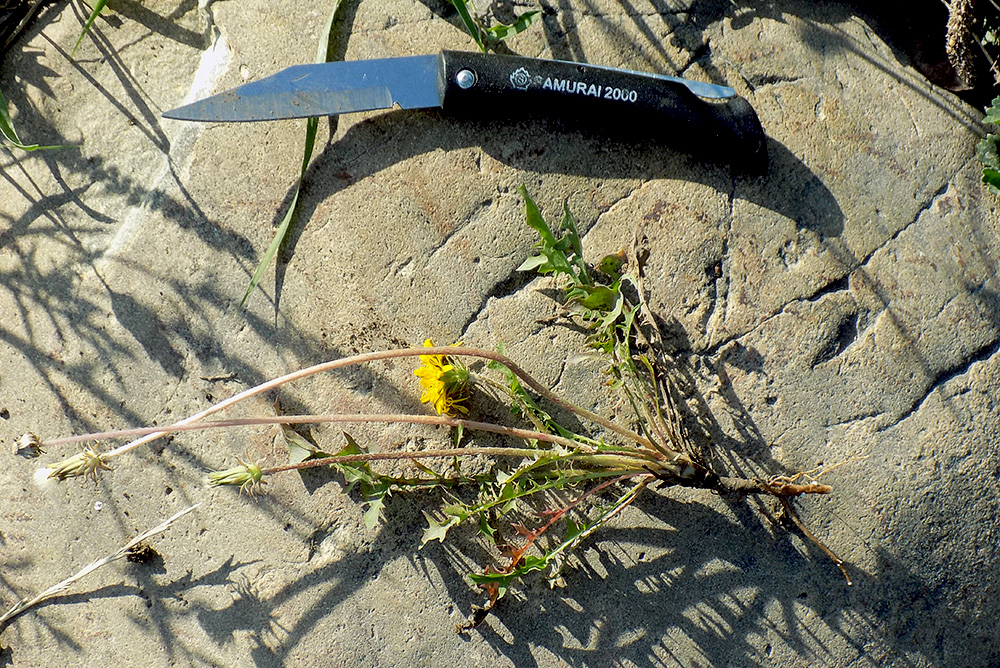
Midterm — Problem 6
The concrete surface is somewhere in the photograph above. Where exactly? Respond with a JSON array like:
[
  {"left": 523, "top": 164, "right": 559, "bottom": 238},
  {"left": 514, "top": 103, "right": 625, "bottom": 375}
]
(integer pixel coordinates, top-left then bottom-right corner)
[{"left": 1, "top": 0, "right": 998, "bottom": 666}]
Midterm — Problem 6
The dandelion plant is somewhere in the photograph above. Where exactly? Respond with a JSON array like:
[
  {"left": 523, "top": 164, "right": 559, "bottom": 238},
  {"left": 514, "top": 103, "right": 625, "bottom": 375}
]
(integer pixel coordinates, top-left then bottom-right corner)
[{"left": 24, "top": 187, "right": 847, "bottom": 632}]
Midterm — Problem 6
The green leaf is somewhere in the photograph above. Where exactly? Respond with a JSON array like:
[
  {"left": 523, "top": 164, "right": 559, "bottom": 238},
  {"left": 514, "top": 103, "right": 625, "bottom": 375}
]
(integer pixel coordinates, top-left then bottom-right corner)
[
  {"left": 983, "top": 168, "right": 1000, "bottom": 196},
  {"left": 487, "top": 342, "right": 508, "bottom": 371},
  {"left": 559, "top": 201, "right": 584, "bottom": 262},
  {"left": 978, "top": 135, "right": 1000, "bottom": 171},
  {"left": 468, "top": 570, "right": 515, "bottom": 586},
  {"left": 468, "top": 553, "right": 549, "bottom": 586},
  {"left": 0, "top": 86, "right": 72, "bottom": 151},
  {"left": 282, "top": 424, "right": 330, "bottom": 464},
  {"left": 498, "top": 479, "right": 522, "bottom": 501},
  {"left": 483, "top": 10, "right": 540, "bottom": 42},
  {"left": 564, "top": 517, "right": 583, "bottom": 542},
  {"left": 518, "top": 185, "right": 557, "bottom": 245},
  {"left": 516, "top": 254, "right": 548, "bottom": 273},
  {"left": 984, "top": 97, "right": 1000, "bottom": 125},
  {"left": 329, "top": 432, "right": 376, "bottom": 494},
  {"left": 362, "top": 500, "right": 383, "bottom": 528},
  {"left": 420, "top": 512, "right": 458, "bottom": 546},
  {"left": 544, "top": 247, "right": 576, "bottom": 277},
  {"left": 517, "top": 186, "right": 592, "bottom": 288},
  {"left": 0, "top": 86, "right": 22, "bottom": 146},
  {"left": 977, "top": 136, "right": 1000, "bottom": 196},
  {"left": 413, "top": 459, "right": 443, "bottom": 479},
  {"left": 478, "top": 514, "right": 497, "bottom": 543},
  {"left": 443, "top": 504, "right": 471, "bottom": 521},
  {"left": 446, "top": 0, "right": 485, "bottom": 52},
  {"left": 240, "top": 0, "right": 343, "bottom": 308},
  {"left": 576, "top": 285, "right": 618, "bottom": 311},
  {"left": 72, "top": 0, "right": 109, "bottom": 57},
  {"left": 596, "top": 251, "right": 626, "bottom": 281},
  {"left": 499, "top": 483, "right": 522, "bottom": 514},
  {"left": 362, "top": 486, "right": 389, "bottom": 528}
]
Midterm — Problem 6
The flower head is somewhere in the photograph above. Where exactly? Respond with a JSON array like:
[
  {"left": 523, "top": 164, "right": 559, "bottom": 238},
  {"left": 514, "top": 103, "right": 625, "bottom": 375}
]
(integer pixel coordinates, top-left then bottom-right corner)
[
  {"left": 414, "top": 339, "right": 470, "bottom": 416},
  {"left": 208, "top": 458, "right": 265, "bottom": 496},
  {"left": 46, "top": 445, "right": 111, "bottom": 483}
]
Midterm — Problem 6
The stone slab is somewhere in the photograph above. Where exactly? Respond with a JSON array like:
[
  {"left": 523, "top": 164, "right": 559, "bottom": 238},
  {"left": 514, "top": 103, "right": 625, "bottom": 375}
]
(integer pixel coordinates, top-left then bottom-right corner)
[{"left": 1, "top": 0, "right": 998, "bottom": 666}]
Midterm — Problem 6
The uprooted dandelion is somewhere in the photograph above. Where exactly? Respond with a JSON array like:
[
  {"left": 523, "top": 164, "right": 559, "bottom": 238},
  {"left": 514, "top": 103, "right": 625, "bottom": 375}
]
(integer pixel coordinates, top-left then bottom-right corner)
[{"left": 14, "top": 187, "right": 852, "bottom": 633}]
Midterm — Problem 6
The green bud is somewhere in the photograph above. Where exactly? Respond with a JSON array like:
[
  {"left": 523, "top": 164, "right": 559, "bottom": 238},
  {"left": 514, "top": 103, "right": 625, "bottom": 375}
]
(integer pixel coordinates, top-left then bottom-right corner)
[{"left": 208, "top": 460, "right": 264, "bottom": 495}]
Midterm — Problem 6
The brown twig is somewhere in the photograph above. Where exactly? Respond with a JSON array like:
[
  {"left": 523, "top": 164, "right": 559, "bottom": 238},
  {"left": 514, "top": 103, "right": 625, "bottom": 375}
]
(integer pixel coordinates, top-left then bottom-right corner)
[{"left": 775, "top": 495, "right": 851, "bottom": 585}]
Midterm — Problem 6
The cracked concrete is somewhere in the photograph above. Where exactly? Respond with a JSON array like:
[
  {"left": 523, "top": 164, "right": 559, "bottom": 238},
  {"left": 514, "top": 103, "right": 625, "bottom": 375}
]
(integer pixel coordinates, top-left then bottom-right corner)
[{"left": 1, "top": 0, "right": 999, "bottom": 666}]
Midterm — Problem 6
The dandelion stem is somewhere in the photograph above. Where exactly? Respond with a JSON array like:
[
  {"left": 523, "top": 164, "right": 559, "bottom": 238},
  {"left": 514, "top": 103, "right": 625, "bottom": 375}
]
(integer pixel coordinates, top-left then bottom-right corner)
[
  {"left": 52, "top": 346, "right": 655, "bottom": 462},
  {"left": 45, "top": 413, "right": 594, "bottom": 453},
  {"left": 260, "top": 447, "right": 656, "bottom": 476}
]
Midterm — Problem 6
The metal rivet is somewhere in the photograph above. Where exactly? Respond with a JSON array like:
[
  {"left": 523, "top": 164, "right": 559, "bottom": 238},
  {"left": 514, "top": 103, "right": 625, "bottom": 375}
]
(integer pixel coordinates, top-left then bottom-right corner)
[{"left": 456, "top": 69, "right": 477, "bottom": 89}]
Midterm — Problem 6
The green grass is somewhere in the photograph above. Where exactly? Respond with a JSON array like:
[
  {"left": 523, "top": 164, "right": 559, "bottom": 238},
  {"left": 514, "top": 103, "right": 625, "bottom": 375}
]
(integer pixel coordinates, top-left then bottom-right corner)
[{"left": 0, "top": 85, "right": 71, "bottom": 151}]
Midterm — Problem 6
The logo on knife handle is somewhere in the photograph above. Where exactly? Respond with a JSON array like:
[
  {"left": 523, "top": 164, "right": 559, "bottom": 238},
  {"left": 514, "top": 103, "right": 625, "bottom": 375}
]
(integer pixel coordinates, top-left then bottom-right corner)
[
  {"left": 509, "top": 67, "right": 532, "bottom": 90},
  {"left": 507, "top": 65, "right": 638, "bottom": 103}
]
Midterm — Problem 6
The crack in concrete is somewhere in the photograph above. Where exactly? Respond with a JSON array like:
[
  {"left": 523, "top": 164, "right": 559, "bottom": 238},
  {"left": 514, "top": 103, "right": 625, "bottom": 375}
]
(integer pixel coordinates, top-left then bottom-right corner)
[
  {"left": 746, "top": 73, "right": 804, "bottom": 88},
  {"left": 898, "top": 95, "right": 922, "bottom": 139},
  {"left": 426, "top": 197, "right": 493, "bottom": 264},
  {"left": 878, "top": 338, "right": 1000, "bottom": 433},
  {"left": 697, "top": 180, "right": 735, "bottom": 349},
  {"left": 826, "top": 409, "right": 884, "bottom": 429},
  {"left": 589, "top": 188, "right": 640, "bottom": 232},
  {"left": 853, "top": 174, "right": 959, "bottom": 272},
  {"left": 702, "top": 233, "right": 730, "bottom": 348},
  {"left": 701, "top": 167, "right": 968, "bottom": 356}
]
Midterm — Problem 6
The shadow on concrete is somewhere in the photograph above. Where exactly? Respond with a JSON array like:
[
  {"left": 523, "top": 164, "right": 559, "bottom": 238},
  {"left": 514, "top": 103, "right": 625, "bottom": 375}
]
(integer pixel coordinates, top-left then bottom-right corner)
[
  {"left": 271, "top": 108, "right": 843, "bottom": 311},
  {"left": 1, "top": 0, "right": 997, "bottom": 665}
]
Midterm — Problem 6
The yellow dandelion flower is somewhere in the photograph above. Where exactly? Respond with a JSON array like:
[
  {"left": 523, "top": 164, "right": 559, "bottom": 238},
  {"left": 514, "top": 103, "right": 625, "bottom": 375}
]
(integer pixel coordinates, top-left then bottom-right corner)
[{"left": 414, "top": 339, "right": 470, "bottom": 416}]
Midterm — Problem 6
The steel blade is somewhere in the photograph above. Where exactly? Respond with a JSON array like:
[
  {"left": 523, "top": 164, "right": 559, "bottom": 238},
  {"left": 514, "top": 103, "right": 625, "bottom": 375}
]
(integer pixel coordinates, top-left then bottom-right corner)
[{"left": 163, "top": 55, "right": 441, "bottom": 122}]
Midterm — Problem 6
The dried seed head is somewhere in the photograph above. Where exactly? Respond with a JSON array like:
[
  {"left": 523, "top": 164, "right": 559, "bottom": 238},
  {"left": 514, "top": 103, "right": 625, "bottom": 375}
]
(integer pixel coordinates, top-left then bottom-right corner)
[{"left": 12, "top": 433, "right": 45, "bottom": 458}]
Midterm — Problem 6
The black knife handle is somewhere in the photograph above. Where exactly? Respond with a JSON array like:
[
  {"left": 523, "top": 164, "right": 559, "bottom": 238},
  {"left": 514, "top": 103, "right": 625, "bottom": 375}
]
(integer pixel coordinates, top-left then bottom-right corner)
[{"left": 437, "top": 50, "right": 766, "bottom": 174}]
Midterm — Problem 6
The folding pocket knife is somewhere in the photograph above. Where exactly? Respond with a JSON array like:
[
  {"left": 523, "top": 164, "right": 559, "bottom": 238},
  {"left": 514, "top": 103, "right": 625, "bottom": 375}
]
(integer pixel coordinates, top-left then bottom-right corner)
[{"left": 164, "top": 51, "right": 767, "bottom": 172}]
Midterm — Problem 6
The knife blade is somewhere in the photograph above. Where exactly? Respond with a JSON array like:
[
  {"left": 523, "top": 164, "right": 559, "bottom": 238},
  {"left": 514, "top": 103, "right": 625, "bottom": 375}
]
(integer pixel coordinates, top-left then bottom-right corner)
[{"left": 164, "top": 51, "right": 767, "bottom": 172}]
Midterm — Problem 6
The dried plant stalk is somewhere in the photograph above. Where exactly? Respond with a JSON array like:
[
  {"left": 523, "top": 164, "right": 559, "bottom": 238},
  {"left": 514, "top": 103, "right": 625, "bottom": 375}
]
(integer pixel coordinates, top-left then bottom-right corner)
[
  {"left": 946, "top": 0, "right": 978, "bottom": 87},
  {"left": 0, "top": 504, "right": 199, "bottom": 628}
]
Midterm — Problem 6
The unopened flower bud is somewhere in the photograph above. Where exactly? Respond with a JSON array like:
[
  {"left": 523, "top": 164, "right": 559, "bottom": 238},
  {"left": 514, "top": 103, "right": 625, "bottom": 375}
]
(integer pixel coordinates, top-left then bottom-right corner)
[{"left": 208, "top": 460, "right": 264, "bottom": 495}]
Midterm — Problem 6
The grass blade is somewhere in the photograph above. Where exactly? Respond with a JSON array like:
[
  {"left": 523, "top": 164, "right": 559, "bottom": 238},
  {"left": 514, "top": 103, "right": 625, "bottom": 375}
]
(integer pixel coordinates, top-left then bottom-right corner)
[
  {"left": 446, "top": 0, "right": 485, "bottom": 51},
  {"left": 71, "top": 0, "right": 109, "bottom": 57},
  {"left": 0, "top": 86, "right": 72, "bottom": 151},
  {"left": 239, "top": 1, "right": 345, "bottom": 308},
  {"left": 0, "top": 504, "right": 199, "bottom": 628},
  {"left": 239, "top": 117, "right": 317, "bottom": 308}
]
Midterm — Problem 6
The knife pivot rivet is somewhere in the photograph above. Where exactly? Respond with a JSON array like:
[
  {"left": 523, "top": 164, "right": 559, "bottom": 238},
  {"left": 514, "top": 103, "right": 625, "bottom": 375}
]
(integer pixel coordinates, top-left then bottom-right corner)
[{"left": 455, "top": 69, "right": 477, "bottom": 89}]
